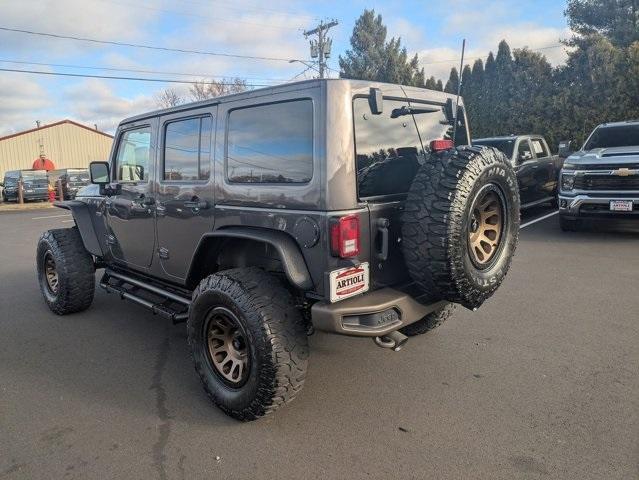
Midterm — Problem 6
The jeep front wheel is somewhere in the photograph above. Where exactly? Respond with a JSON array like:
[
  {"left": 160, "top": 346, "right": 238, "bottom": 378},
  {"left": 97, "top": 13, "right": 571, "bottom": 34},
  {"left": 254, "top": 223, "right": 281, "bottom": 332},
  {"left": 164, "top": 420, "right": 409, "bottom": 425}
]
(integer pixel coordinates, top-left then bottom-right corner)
[
  {"left": 37, "top": 227, "right": 96, "bottom": 314},
  {"left": 401, "top": 146, "right": 520, "bottom": 309},
  {"left": 187, "top": 267, "right": 309, "bottom": 421}
]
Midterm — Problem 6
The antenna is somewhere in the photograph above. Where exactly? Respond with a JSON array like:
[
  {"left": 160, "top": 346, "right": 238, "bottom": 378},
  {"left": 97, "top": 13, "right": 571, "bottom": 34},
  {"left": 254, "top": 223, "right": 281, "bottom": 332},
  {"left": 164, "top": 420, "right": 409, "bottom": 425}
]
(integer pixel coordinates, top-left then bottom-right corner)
[{"left": 452, "top": 39, "right": 466, "bottom": 145}]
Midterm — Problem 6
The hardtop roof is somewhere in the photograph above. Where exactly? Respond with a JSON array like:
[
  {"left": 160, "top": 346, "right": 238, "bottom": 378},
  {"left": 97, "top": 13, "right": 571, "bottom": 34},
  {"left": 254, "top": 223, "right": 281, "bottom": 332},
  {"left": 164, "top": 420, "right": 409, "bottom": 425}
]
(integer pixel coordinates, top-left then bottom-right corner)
[{"left": 120, "top": 78, "right": 459, "bottom": 125}]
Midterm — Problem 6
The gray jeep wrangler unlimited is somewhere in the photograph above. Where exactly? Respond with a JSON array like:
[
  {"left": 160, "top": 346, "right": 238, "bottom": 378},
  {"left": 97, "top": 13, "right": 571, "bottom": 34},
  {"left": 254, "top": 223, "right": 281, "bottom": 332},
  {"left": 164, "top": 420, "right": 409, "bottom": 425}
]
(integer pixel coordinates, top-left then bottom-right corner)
[{"left": 37, "top": 79, "right": 520, "bottom": 421}]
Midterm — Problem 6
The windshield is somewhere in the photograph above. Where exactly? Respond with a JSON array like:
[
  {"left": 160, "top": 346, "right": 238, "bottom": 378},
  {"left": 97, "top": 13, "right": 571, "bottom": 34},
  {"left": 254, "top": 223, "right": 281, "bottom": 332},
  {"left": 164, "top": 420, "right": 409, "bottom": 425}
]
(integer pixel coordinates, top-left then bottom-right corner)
[
  {"left": 584, "top": 124, "right": 639, "bottom": 150},
  {"left": 67, "top": 171, "right": 90, "bottom": 182},
  {"left": 473, "top": 139, "right": 516, "bottom": 158},
  {"left": 354, "top": 97, "right": 451, "bottom": 198},
  {"left": 22, "top": 171, "right": 47, "bottom": 180}
]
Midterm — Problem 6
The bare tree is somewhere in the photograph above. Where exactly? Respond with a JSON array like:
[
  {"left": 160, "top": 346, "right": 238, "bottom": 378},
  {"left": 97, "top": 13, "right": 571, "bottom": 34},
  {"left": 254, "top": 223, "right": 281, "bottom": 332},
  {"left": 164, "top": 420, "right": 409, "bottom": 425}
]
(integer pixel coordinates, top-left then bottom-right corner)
[
  {"left": 155, "top": 88, "right": 184, "bottom": 108},
  {"left": 189, "top": 77, "right": 248, "bottom": 102}
]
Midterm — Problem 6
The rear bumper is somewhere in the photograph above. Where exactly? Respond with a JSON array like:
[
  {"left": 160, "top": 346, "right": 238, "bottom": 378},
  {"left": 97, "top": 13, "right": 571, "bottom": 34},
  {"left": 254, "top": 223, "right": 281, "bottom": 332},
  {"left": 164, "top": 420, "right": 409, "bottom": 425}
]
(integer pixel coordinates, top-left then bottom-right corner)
[
  {"left": 559, "top": 194, "right": 639, "bottom": 218},
  {"left": 311, "top": 288, "right": 449, "bottom": 337}
]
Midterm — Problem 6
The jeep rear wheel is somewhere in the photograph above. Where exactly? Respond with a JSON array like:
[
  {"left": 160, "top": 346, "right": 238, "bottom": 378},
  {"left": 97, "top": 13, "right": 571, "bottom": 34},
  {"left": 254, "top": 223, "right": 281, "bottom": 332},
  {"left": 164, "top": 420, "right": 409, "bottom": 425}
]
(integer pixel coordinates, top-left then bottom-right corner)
[
  {"left": 37, "top": 227, "right": 96, "bottom": 315},
  {"left": 187, "top": 267, "right": 309, "bottom": 421},
  {"left": 401, "top": 146, "right": 520, "bottom": 309}
]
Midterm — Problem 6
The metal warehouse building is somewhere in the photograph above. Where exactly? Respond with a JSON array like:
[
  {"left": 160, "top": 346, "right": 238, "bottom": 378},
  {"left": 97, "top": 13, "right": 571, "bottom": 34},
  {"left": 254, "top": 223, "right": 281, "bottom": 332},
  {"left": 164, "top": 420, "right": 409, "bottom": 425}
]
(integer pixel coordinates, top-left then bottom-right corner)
[{"left": 0, "top": 120, "right": 113, "bottom": 179}]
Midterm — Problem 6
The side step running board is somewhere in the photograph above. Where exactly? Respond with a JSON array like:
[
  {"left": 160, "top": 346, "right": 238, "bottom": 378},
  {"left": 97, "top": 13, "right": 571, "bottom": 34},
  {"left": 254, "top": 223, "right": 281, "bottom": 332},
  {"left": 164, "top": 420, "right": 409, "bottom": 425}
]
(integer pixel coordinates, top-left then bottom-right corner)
[{"left": 99, "top": 269, "right": 191, "bottom": 324}]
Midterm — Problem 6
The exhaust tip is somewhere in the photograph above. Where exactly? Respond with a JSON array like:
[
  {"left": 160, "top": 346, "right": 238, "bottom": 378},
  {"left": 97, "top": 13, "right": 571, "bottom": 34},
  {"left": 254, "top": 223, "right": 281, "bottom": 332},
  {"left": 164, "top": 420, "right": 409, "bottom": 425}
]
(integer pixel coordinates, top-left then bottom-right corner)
[{"left": 374, "top": 330, "right": 408, "bottom": 351}]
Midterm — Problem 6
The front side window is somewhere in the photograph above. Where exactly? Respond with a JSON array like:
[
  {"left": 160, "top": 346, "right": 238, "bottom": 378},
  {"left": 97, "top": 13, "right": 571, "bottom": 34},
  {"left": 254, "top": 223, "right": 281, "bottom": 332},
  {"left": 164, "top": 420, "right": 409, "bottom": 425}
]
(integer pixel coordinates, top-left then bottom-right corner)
[
  {"left": 517, "top": 140, "right": 534, "bottom": 163},
  {"left": 164, "top": 116, "right": 212, "bottom": 181},
  {"left": 226, "top": 100, "right": 313, "bottom": 184},
  {"left": 116, "top": 126, "right": 152, "bottom": 182},
  {"left": 584, "top": 124, "right": 639, "bottom": 150},
  {"left": 354, "top": 97, "right": 450, "bottom": 198}
]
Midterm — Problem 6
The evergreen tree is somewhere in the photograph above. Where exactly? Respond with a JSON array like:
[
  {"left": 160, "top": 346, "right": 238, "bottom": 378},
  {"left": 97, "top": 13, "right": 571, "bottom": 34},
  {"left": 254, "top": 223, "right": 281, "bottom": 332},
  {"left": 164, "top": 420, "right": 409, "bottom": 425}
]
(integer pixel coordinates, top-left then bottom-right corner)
[
  {"left": 566, "top": 0, "right": 639, "bottom": 47},
  {"left": 444, "top": 67, "right": 459, "bottom": 93},
  {"left": 339, "top": 10, "right": 425, "bottom": 86}
]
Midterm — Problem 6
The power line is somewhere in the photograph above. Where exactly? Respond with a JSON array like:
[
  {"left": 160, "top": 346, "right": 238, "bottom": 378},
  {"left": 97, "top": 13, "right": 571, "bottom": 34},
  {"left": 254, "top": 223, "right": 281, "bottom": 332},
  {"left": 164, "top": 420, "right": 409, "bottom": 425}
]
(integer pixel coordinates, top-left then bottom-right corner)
[
  {"left": 0, "top": 67, "right": 272, "bottom": 86},
  {"left": 0, "top": 58, "right": 288, "bottom": 83},
  {"left": 0, "top": 26, "right": 304, "bottom": 63},
  {"left": 93, "top": 0, "right": 304, "bottom": 30},
  {"left": 419, "top": 43, "right": 566, "bottom": 66}
]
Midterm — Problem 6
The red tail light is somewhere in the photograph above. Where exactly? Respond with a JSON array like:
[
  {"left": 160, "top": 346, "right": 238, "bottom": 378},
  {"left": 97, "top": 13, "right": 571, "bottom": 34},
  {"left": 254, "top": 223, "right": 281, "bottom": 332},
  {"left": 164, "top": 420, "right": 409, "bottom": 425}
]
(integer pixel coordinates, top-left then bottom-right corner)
[
  {"left": 330, "top": 215, "right": 360, "bottom": 258},
  {"left": 430, "top": 139, "right": 454, "bottom": 152}
]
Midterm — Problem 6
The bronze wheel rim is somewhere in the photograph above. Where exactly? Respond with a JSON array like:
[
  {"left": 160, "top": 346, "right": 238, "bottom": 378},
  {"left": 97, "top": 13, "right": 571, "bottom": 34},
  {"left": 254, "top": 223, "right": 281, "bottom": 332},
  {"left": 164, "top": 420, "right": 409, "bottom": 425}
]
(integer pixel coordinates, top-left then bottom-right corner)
[
  {"left": 205, "top": 307, "right": 250, "bottom": 386},
  {"left": 44, "top": 251, "right": 59, "bottom": 294},
  {"left": 468, "top": 187, "right": 504, "bottom": 268}
]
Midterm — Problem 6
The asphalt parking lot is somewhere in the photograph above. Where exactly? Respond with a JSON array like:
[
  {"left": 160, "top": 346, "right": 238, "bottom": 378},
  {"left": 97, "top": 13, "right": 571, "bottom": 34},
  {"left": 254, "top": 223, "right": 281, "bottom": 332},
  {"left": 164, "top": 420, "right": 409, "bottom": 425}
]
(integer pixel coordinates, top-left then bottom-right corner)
[{"left": 0, "top": 207, "right": 637, "bottom": 480}]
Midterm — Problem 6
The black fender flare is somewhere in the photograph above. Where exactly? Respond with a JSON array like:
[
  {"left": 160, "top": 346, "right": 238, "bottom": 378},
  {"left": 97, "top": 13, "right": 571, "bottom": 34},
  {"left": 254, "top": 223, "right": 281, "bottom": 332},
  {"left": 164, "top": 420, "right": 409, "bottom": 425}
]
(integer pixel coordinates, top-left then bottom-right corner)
[
  {"left": 53, "top": 200, "right": 104, "bottom": 257},
  {"left": 188, "top": 227, "right": 314, "bottom": 291}
]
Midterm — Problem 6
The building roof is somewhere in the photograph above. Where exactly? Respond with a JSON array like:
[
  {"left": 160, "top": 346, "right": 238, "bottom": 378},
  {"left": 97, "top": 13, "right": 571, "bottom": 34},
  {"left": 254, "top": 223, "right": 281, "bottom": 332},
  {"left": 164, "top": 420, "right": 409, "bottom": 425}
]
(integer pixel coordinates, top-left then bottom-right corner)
[{"left": 0, "top": 119, "right": 113, "bottom": 142}]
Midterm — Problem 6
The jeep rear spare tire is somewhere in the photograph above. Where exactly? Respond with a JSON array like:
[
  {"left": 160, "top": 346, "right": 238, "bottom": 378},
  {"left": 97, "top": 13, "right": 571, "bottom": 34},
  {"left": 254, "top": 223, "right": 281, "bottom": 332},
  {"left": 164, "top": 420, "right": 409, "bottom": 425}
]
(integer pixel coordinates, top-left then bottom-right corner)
[{"left": 401, "top": 146, "right": 520, "bottom": 309}]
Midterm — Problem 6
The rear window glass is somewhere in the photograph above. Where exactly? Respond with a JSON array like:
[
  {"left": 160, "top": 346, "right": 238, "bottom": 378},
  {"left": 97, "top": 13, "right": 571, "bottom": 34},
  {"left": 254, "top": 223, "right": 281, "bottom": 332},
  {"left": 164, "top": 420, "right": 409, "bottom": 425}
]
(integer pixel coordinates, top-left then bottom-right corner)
[
  {"left": 354, "top": 97, "right": 450, "bottom": 198},
  {"left": 226, "top": 100, "right": 313, "bottom": 184},
  {"left": 473, "top": 139, "right": 516, "bottom": 158},
  {"left": 584, "top": 124, "right": 639, "bottom": 150}
]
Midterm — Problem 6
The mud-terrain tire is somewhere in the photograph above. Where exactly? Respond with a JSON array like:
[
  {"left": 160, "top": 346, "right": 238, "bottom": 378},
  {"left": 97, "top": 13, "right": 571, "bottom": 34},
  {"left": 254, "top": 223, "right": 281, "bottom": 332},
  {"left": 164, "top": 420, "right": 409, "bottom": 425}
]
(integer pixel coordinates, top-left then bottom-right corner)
[
  {"left": 37, "top": 227, "right": 95, "bottom": 315},
  {"left": 401, "top": 146, "right": 520, "bottom": 309},
  {"left": 559, "top": 216, "right": 580, "bottom": 232},
  {"left": 400, "top": 304, "right": 456, "bottom": 336},
  {"left": 187, "top": 267, "right": 309, "bottom": 421}
]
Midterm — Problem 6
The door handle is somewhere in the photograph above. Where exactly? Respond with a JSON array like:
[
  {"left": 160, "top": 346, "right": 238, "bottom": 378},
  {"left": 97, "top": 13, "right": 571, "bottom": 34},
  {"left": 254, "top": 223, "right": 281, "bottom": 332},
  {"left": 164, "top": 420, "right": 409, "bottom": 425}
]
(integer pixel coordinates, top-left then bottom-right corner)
[
  {"left": 184, "top": 197, "right": 209, "bottom": 209},
  {"left": 376, "top": 218, "right": 389, "bottom": 261}
]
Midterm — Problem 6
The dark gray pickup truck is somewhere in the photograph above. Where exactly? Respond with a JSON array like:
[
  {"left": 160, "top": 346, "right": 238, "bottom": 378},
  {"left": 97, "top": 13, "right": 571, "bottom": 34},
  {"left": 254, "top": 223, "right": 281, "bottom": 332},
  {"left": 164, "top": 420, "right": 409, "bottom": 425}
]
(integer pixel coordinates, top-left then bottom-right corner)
[{"left": 474, "top": 135, "right": 562, "bottom": 209}]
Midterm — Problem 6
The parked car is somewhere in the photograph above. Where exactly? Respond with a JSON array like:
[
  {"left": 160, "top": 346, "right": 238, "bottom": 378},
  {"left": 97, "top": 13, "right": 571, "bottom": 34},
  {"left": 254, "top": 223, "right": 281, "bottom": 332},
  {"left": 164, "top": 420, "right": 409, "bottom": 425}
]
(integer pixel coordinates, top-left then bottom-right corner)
[
  {"left": 473, "top": 135, "right": 562, "bottom": 208},
  {"left": 558, "top": 120, "right": 639, "bottom": 231},
  {"left": 48, "top": 168, "right": 91, "bottom": 200},
  {"left": 36, "top": 79, "right": 521, "bottom": 421},
  {"left": 1, "top": 169, "right": 49, "bottom": 202}
]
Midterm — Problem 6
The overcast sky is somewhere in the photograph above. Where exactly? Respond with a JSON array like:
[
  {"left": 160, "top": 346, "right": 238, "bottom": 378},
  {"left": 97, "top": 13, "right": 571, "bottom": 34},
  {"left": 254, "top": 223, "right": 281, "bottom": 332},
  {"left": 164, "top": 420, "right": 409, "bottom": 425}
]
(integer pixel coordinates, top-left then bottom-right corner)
[{"left": 0, "top": 0, "right": 570, "bottom": 135}]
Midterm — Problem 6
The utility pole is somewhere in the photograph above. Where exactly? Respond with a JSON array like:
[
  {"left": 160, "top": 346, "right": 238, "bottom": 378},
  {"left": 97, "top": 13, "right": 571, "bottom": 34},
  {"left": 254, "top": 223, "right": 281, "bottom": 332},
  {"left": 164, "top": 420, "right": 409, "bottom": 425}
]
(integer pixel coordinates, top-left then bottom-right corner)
[{"left": 303, "top": 19, "right": 338, "bottom": 79}]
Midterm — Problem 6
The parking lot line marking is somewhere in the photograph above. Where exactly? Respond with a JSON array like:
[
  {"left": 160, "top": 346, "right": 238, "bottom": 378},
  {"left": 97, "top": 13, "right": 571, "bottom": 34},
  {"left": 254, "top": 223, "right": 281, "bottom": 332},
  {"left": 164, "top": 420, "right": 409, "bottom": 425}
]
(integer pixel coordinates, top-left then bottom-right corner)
[
  {"left": 31, "top": 214, "right": 71, "bottom": 220},
  {"left": 520, "top": 210, "right": 559, "bottom": 229}
]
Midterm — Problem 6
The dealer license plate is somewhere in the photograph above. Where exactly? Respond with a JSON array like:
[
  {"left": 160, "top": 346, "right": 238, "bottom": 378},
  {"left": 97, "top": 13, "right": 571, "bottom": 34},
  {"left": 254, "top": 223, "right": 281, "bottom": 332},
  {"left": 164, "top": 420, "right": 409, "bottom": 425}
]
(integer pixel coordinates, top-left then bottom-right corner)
[
  {"left": 329, "top": 263, "right": 369, "bottom": 303},
  {"left": 25, "top": 189, "right": 34, "bottom": 193},
  {"left": 610, "top": 200, "right": 633, "bottom": 212}
]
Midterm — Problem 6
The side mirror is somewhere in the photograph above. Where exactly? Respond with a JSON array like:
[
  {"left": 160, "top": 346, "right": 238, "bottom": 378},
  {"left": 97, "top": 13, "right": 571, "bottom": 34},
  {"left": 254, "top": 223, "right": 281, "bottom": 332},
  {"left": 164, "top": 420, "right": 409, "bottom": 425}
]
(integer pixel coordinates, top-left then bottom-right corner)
[
  {"left": 369, "top": 87, "right": 383, "bottom": 115},
  {"left": 89, "top": 161, "right": 110, "bottom": 184},
  {"left": 558, "top": 140, "right": 572, "bottom": 158}
]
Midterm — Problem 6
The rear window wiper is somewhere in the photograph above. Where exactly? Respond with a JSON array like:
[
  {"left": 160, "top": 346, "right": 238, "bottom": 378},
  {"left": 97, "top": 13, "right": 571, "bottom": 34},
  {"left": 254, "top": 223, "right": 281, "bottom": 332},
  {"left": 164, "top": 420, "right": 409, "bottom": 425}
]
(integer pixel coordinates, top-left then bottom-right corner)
[{"left": 390, "top": 105, "right": 440, "bottom": 119}]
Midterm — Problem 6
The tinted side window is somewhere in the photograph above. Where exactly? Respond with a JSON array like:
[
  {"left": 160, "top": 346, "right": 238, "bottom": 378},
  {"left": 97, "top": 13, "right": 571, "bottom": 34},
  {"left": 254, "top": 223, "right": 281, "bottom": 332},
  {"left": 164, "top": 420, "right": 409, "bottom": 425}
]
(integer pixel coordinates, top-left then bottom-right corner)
[
  {"left": 164, "top": 116, "right": 211, "bottom": 181},
  {"left": 116, "top": 127, "right": 152, "bottom": 182},
  {"left": 227, "top": 100, "right": 313, "bottom": 183}
]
